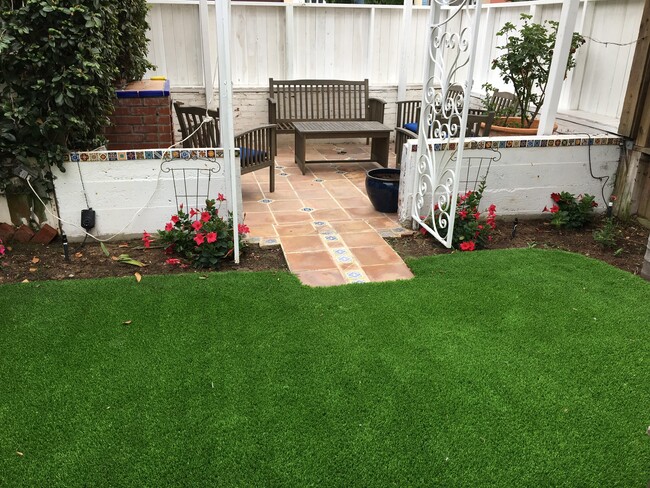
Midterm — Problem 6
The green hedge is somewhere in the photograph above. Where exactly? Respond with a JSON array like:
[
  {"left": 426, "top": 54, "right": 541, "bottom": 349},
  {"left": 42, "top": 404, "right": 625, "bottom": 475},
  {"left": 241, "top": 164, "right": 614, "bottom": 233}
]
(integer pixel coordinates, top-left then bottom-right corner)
[{"left": 0, "top": 0, "right": 153, "bottom": 195}]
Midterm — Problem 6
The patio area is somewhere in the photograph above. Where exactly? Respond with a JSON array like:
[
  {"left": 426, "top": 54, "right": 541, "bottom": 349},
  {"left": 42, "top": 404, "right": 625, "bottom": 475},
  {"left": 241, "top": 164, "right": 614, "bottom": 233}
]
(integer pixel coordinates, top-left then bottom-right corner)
[{"left": 241, "top": 139, "right": 414, "bottom": 287}]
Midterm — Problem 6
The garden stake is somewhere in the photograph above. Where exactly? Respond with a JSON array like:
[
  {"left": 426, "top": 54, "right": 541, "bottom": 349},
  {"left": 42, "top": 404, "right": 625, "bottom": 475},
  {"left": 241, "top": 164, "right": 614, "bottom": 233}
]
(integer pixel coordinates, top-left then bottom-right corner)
[{"left": 511, "top": 218, "right": 518, "bottom": 239}]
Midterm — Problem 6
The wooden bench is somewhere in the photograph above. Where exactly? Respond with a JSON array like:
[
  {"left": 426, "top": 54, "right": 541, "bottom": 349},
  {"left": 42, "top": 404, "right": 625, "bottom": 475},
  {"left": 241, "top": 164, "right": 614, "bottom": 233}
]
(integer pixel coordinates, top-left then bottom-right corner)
[{"left": 267, "top": 78, "right": 386, "bottom": 135}]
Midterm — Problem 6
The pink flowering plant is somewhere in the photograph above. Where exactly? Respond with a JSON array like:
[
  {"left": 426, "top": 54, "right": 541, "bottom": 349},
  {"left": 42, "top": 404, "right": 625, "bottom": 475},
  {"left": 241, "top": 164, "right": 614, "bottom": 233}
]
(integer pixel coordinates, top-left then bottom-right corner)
[
  {"left": 543, "top": 191, "right": 597, "bottom": 229},
  {"left": 0, "top": 239, "right": 6, "bottom": 258},
  {"left": 143, "top": 194, "right": 250, "bottom": 268},
  {"left": 422, "top": 180, "right": 497, "bottom": 251}
]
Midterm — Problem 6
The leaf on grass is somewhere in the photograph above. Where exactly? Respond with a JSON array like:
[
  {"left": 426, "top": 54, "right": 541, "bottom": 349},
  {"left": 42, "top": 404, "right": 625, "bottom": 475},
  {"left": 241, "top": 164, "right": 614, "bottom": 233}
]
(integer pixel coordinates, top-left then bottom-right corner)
[
  {"left": 199, "top": 276, "right": 208, "bottom": 280},
  {"left": 100, "top": 242, "right": 110, "bottom": 257},
  {"left": 21, "top": 279, "right": 29, "bottom": 283},
  {"left": 111, "top": 256, "right": 119, "bottom": 261},
  {"left": 122, "top": 320, "right": 132, "bottom": 325},
  {"left": 134, "top": 272, "right": 142, "bottom": 283},
  {"left": 29, "top": 267, "right": 37, "bottom": 272},
  {"left": 117, "top": 254, "right": 147, "bottom": 267},
  {"left": 31, "top": 256, "right": 40, "bottom": 264},
  {"left": 118, "top": 243, "right": 129, "bottom": 248},
  {"left": 74, "top": 252, "right": 83, "bottom": 258},
  {"left": 16, "top": 451, "right": 24, "bottom": 457}
]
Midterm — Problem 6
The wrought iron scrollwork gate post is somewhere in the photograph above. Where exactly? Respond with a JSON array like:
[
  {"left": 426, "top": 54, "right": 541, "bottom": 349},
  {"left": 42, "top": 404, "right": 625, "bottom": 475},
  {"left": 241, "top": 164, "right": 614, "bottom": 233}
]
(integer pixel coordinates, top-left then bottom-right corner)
[{"left": 412, "top": 0, "right": 483, "bottom": 248}]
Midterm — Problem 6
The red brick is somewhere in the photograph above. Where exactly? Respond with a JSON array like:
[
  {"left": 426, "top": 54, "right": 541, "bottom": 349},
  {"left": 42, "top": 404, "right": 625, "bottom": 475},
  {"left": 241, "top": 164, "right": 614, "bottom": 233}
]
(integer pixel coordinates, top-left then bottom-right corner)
[
  {"left": 117, "top": 115, "right": 143, "bottom": 125},
  {"left": 129, "top": 106, "right": 158, "bottom": 116},
  {"left": 142, "top": 115, "right": 158, "bottom": 124},
  {"left": 133, "top": 124, "right": 158, "bottom": 135},
  {"left": 143, "top": 97, "right": 167, "bottom": 106},
  {"left": 157, "top": 115, "right": 172, "bottom": 125},
  {"left": 111, "top": 106, "right": 131, "bottom": 116},
  {"left": 117, "top": 98, "right": 143, "bottom": 107},
  {"left": 13, "top": 224, "right": 35, "bottom": 243},
  {"left": 108, "top": 125, "right": 133, "bottom": 134},
  {"left": 31, "top": 224, "right": 58, "bottom": 245},
  {"left": 0, "top": 223, "right": 16, "bottom": 242}
]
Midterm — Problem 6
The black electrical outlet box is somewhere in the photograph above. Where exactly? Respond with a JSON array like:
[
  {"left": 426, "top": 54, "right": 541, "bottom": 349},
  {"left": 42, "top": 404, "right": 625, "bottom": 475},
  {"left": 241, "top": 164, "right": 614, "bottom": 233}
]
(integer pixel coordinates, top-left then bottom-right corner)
[{"left": 81, "top": 208, "right": 96, "bottom": 231}]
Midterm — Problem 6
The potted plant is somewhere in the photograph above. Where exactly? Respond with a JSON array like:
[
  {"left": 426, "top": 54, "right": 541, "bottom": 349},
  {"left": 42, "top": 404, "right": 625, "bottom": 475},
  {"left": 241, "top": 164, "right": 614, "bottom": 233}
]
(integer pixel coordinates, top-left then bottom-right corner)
[{"left": 488, "top": 14, "right": 585, "bottom": 134}]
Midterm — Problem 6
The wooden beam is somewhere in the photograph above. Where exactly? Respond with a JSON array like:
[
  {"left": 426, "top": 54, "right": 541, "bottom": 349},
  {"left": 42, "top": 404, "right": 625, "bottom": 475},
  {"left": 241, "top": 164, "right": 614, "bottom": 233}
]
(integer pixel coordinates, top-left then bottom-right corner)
[{"left": 618, "top": 0, "right": 650, "bottom": 140}]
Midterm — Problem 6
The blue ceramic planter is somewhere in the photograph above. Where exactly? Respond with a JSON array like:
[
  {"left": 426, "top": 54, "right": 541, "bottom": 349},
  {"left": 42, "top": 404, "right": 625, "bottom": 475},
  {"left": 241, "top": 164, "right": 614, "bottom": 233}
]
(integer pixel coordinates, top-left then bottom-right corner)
[{"left": 365, "top": 168, "right": 401, "bottom": 213}]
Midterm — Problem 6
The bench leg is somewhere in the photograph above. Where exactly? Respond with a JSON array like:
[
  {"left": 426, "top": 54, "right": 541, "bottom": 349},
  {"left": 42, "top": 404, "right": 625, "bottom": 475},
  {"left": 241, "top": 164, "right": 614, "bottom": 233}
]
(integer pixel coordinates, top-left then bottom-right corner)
[
  {"left": 295, "top": 132, "right": 307, "bottom": 175},
  {"left": 371, "top": 135, "right": 389, "bottom": 168}
]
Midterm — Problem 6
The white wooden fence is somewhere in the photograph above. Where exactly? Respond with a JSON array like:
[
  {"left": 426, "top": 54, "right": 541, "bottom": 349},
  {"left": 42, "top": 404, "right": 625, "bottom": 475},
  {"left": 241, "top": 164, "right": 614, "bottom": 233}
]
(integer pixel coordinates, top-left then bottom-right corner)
[{"left": 145, "top": 0, "right": 643, "bottom": 123}]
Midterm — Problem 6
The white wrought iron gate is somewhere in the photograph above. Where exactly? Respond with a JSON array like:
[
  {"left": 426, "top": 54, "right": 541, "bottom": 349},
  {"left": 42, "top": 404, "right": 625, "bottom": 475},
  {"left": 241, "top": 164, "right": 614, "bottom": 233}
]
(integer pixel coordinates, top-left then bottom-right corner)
[{"left": 412, "top": 0, "right": 483, "bottom": 248}]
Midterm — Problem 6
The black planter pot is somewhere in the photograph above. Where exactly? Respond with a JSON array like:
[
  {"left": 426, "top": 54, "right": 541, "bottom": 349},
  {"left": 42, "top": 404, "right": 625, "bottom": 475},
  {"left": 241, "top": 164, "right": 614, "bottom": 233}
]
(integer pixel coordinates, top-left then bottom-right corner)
[{"left": 365, "top": 168, "right": 400, "bottom": 213}]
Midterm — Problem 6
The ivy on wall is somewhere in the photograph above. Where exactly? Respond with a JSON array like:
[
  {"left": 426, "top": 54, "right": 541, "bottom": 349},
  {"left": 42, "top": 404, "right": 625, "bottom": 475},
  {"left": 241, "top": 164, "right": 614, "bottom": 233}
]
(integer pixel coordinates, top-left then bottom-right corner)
[{"left": 0, "top": 0, "right": 153, "bottom": 196}]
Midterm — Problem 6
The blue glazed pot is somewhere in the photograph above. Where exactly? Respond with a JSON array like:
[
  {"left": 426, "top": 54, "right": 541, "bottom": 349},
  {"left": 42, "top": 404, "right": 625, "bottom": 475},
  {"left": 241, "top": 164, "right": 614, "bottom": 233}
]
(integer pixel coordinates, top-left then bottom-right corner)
[{"left": 365, "top": 168, "right": 401, "bottom": 213}]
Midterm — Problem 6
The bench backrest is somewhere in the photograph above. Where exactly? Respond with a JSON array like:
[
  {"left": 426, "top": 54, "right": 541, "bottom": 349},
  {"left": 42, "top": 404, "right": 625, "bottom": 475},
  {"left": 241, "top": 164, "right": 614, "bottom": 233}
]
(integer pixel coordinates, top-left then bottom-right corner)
[{"left": 269, "top": 78, "right": 370, "bottom": 122}]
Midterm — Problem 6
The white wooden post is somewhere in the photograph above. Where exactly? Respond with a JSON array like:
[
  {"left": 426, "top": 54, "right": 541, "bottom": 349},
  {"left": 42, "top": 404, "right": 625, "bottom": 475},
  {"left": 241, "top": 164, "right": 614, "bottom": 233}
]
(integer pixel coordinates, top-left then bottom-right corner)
[
  {"left": 285, "top": 3, "right": 295, "bottom": 79},
  {"left": 475, "top": 3, "right": 494, "bottom": 88},
  {"left": 397, "top": 0, "right": 414, "bottom": 101},
  {"left": 199, "top": 0, "right": 214, "bottom": 107},
  {"left": 564, "top": 0, "right": 592, "bottom": 111},
  {"left": 537, "top": 0, "right": 580, "bottom": 136},
  {"left": 215, "top": 0, "right": 240, "bottom": 263}
]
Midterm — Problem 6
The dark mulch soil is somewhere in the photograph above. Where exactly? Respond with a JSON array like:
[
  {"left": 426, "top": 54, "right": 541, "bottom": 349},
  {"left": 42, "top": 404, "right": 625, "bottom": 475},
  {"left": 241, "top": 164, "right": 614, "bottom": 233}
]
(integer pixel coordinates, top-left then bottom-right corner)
[
  {"left": 388, "top": 217, "right": 649, "bottom": 277},
  {"left": 0, "top": 217, "right": 647, "bottom": 284}
]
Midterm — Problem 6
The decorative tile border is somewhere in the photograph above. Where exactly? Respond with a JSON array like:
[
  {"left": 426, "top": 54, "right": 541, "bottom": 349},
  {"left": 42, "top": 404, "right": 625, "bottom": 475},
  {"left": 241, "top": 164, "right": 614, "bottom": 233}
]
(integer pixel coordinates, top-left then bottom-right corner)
[
  {"left": 64, "top": 148, "right": 238, "bottom": 163},
  {"left": 411, "top": 135, "right": 622, "bottom": 153}
]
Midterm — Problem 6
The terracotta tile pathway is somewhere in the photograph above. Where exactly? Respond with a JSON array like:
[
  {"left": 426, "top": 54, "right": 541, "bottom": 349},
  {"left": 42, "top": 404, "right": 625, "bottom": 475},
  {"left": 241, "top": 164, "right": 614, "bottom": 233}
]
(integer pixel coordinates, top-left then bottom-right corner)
[{"left": 242, "top": 141, "right": 414, "bottom": 287}]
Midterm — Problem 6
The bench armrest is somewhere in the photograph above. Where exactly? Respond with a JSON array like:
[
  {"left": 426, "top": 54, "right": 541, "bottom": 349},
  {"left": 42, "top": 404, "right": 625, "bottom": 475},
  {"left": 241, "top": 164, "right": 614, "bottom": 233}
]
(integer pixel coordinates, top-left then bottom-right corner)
[
  {"left": 235, "top": 124, "right": 276, "bottom": 163},
  {"left": 368, "top": 97, "right": 386, "bottom": 123},
  {"left": 267, "top": 97, "right": 277, "bottom": 124}
]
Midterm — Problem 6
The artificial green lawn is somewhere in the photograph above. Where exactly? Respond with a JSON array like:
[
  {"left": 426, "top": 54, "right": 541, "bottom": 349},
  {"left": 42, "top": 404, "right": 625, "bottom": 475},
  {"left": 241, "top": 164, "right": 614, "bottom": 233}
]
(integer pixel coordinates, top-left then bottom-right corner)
[{"left": 1, "top": 249, "right": 649, "bottom": 487}]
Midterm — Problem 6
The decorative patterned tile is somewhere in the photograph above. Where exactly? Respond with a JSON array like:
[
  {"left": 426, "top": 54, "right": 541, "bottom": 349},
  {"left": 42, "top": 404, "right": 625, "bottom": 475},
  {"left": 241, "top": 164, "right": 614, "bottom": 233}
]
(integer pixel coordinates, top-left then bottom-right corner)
[
  {"left": 314, "top": 178, "right": 324, "bottom": 183},
  {"left": 313, "top": 221, "right": 327, "bottom": 226},
  {"left": 324, "top": 235, "right": 339, "bottom": 241},
  {"left": 259, "top": 198, "right": 273, "bottom": 204},
  {"left": 280, "top": 172, "right": 289, "bottom": 177},
  {"left": 300, "top": 207, "right": 314, "bottom": 213}
]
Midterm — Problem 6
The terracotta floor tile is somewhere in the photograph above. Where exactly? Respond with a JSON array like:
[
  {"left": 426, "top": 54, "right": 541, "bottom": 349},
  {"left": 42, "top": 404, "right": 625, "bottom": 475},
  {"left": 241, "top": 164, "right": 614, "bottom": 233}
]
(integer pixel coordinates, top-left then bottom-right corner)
[
  {"left": 296, "top": 269, "right": 348, "bottom": 287},
  {"left": 268, "top": 200, "right": 304, "bottom": 212},
  {"left": 281, "top": 235, "right": 327, "bottom": 253},
  {"left": 274, "top": 222, "right": 318, "bottom": 236},
  {"left": 330, "top": 220, "right": 375, "bottom": 233},
  {"left": 244, "top": 212, "right": 275, "bottom": 225},
  {"left": 246, "top": 223, "right": 277, "bottom": 238},
  {"left": 362, "top": 263, "right": 414, "bottom": 282},
  {"left": 366, "top": 216, "right": 400, "bottom": 230},
  {"left": 243, "top": 201, "right": 273, "bottom": 213},
  {"left": 284, "top": 250, "right": 337, "bottom": 272},
  {"left": 347, "top": 206, "right": 389, "bottom": 219},
  {"left": 273, "top": 211, "right": 313, "bottom": 224},
  {"left": 294, "top": 188, "right": 332, "bottom": 199},
  {"left": 242, "top": 192, "right": 265, "bottom": 203},
  {"left": 263, "top": 190, "right": 298, "bottom": 201},
  {"left": 349, "top": 246, "right": 404, "bottom": 266},
  {"left": 339, "top": 231, "right": 388, "bottom": 248},
  {"left": 310, "top": 208, "right": 350, "bottom": 222},
  {"left": 301, "top": 198, "right": 342, "bottom": 211},
  {"left": 336, "top": 196, "right": 370, "bottom": 208}
]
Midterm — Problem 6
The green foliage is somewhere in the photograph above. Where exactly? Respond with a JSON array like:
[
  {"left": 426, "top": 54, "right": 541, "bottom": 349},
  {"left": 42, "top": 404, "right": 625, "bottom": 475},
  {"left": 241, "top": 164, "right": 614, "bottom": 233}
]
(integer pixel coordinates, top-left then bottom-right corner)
[
  {"left": 149, "top": 197, "right": 249, "bottom": 269},
  {"left": 491, "top": 14, "right": 585, "bottom": 128},
  {"left": 544, "top": 191, "right": 598, "bottom": 229},
  {"left": 593, "top": 217, "right": 619, "bottom": 249},
  {"left": 0, "top": 0, "right": 152, "bottom": 196}
]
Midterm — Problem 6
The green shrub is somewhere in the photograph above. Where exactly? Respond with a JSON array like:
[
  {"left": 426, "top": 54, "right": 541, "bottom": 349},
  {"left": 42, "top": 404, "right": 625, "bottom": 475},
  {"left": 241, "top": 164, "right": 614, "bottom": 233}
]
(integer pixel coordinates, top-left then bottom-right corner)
[
  {"left": 0, "top": 0, "right": 152, "bottom": 196},
  {"left": 593, "top": 218, "right": 619, "bottom": 249},
  {"left": 543, "top": 191, "right": 598, "bottom": 229}
]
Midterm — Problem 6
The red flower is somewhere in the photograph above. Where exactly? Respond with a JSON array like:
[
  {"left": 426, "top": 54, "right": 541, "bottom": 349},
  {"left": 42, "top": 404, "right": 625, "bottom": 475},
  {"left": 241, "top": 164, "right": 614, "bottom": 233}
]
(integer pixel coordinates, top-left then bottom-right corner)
[
  {"left": 217, "top": 193, "right": 226, "bottom": 202},
  {"left": 179, "top": 203, "right": 184, "bottom": 210},
  {"left": 473, "top": 212, "right": 480, "bottom": 220},
  {"left": 165, "top": 222, "right": 173, "bottom": 232},
  {"left": 201, "top": 211, "right": 211, "bottom": 222},
  {"left": 142, "top": 231, "right": 152, "bottom": 248},
  {"left": 459, "top": 210, "right": 468, "bottom": 219},
  {"left": 165, "top": 258, "right": 181, "bottom": 265},
  {"left": 194, "top": 233, "right": 205, "bottom": 245},
  {"left": 171, "top": 215, "right": 179, "bottom": 224},
  {"left": 460, "top": 241, "right": 476, "bottom": 251},
  {"left": 542, "top": 206, "right": 549, "bottom": 213},
  {"left": 488, "top": 204, "right": 496, "bottom": 214},
  {"left": 419, "top": 226, "right": 427, "bottom": 235},
  {"left": 591, "top": 201, "right": 598, "bottom": 208},
  {"left": 190, "top": 208, "right": 198, "bottom": 218},
  {"left": 478, "top": 225, "right": 483, "bottom": 230},
  {"left": 0, "top": 241, "right": 5, "bottom": 256},
  {"left": 191, "top": 220, "right": 203, "bottom": 231},
  {"left": 610, "top": 195, "right": 617, "bottom": 202},
  {"left": 206, "top": 232, "right": 217, "bottom": 243},
  {"left": 164, "top": 245, "right": 175, "bottom": 255},
  {"left": 550, "top": 205, "right": 560, "bottom": 214},
  {"left": 551, "top": 193, "right": 561, "bottom": 203},
  {"left": 238, "top": 223, "right": 250, "bottom": 234}
]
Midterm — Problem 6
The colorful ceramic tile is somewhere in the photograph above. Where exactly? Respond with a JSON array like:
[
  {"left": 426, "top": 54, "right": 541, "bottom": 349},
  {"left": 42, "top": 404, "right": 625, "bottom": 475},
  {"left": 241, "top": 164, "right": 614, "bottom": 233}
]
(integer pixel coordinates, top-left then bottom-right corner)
[
  {"left": 300, "top": 207, "right": 314, "bottom": 213},
  {"left": 70, "top": 153, "right": 80, "bottom": 162},
  {"left": 259, "top": 199, "right": 273, "bottom": 204},
  {"left": 126, "top": 151, "right": 136, "bottom": 160},
  {"left": 280, "top": 172, "right": 289, "bottom": 177},
  {"left": 313, "top": 221, "right": 327, "bottom": 226}
]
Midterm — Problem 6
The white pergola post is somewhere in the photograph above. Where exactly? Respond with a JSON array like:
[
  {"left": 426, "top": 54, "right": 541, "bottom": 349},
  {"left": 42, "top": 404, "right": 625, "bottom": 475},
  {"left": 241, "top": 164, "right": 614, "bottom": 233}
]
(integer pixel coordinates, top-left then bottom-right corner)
[
  {"left": 537, "top": 0, "right": 580, "bottom": 136},
  {"left": 215, "top": 0, "right": 240, "bottom": 263},
  {"left": 285, "top": 3, "right": 295, "bottom": 79},
  {"left": 397, "top": 0, "right": 414, "bottom": 101},
  {"left": 198, "top": 0, "right": 214, "bottom": 107}
]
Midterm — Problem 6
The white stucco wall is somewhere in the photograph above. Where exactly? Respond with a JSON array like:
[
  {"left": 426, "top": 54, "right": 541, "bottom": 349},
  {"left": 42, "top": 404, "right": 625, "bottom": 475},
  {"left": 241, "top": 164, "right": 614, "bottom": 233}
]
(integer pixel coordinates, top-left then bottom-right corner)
[
  {"left": 51, "top": 149, "right": 238, "bottom": 241},
  {"left": 398, "top": 134, "right": 621, "bottom": 228}
]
